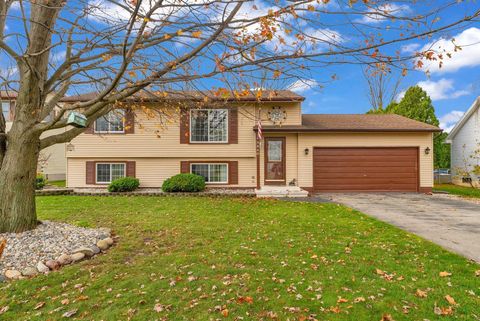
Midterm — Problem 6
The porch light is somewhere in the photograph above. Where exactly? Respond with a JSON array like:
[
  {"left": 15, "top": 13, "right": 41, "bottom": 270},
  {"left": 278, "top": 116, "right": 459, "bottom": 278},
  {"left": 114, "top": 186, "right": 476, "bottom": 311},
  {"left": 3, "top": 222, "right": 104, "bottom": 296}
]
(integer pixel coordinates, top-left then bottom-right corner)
[
  {"left": 304, "top": 148, "right": 309, "bottom": 155},
  {"left": 424, "top": 147, "right": 431, "bottom": 155}
]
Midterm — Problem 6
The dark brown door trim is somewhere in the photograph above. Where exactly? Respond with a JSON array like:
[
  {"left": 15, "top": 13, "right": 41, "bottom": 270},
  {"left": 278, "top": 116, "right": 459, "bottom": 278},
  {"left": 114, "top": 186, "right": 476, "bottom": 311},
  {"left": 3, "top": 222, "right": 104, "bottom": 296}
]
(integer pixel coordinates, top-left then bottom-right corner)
[{"left": 264, "top": 137, "right": 286, "bottom": 185}]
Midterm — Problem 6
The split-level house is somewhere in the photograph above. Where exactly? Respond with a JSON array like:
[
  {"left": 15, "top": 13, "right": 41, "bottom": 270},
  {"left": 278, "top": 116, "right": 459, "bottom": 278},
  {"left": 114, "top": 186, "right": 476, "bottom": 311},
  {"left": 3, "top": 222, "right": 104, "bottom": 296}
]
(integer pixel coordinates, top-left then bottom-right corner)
[
  {"left": 447, "top": 97, "right": 480, "bottom": 187},
  {"left": 62, "top": 90, "right": 440, "bottom": 194},
  {"left": 1, "top": 91, "right": 66, "bottom": 181}
]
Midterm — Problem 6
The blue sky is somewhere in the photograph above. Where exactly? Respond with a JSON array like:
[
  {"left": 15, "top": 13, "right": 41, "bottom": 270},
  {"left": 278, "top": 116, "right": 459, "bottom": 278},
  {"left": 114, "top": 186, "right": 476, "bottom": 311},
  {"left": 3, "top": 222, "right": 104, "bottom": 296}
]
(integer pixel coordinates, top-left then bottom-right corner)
[{"left": 1, "top": 1, "right": 479, "bottom": 132}]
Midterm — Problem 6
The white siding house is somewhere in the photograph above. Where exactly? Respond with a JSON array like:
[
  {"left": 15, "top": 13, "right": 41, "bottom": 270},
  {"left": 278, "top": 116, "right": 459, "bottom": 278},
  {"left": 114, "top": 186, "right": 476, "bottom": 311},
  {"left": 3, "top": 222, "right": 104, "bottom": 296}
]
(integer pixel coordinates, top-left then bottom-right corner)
[{"left": 446, "top": 97, "right": 480, "bottom": 187}]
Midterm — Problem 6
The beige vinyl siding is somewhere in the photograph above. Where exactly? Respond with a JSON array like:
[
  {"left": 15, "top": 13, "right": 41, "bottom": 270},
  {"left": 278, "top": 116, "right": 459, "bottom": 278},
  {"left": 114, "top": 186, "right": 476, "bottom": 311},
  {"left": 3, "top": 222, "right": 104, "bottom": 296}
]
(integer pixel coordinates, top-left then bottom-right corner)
[
  {"left": 66, "top": 102, "right": 302, "bottom": 159},
  {"left": 67, "top": 157, "right": 256, "bottom": 188},
  {"left": 296, "top": 132, "right": 434, "bottom": 188}
]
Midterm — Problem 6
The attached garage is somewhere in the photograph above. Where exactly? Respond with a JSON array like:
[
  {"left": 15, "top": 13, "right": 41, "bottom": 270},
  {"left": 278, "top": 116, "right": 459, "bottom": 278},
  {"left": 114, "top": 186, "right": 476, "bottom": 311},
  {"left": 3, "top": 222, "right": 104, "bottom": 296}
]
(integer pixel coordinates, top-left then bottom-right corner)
[{"left": 313, "top": 147, "right": 419, "bottom": 192}]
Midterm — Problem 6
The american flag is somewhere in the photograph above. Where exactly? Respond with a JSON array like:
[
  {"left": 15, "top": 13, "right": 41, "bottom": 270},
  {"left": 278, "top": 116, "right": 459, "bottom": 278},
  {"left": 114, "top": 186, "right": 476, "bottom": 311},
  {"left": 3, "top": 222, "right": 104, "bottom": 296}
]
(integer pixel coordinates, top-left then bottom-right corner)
[{"left": 257, "top": 118, "right": 262, "bottom": 141}]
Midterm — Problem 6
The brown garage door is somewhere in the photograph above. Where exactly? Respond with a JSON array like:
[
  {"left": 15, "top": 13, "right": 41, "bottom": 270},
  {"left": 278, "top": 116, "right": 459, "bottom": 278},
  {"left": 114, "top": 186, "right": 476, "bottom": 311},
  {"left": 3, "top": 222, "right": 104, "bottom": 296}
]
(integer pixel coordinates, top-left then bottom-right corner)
[{"left": 313, "top": 147, "right": 419, "bottom": 192}]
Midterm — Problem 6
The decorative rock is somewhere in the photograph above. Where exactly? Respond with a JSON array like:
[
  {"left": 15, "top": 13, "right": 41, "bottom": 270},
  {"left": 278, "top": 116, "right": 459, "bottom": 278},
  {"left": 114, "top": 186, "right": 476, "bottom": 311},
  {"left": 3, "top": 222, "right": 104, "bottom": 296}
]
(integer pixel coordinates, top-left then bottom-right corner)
[
  {"left": 5, "top": 270, "right": 21, "bottom": 279},
  {"left": 72, "top": 247, "right": 95, "bottom": 257},
  {"left": 104, "top": 237, "right": 114, "bottom": 246},
  {"left": 37, "top": 261, "right": 50, "bottom": 273},
  {"left": 71, "top": 252, "right": 85, "bottom": 262},
  {"left": 90, "top": 245, "right": 101, "bottom": 255},
  {"left": 45, "top": 260, "right": 61, "bottom": 271},
  {"left": 96, "top": 239, "right": 109, "bottom": 251},
  {"left": 21, "top": 267, "right": 38, "bottom": 277},
  {"left": 57, "top": 254, "right": 72, "bottom": 265}
]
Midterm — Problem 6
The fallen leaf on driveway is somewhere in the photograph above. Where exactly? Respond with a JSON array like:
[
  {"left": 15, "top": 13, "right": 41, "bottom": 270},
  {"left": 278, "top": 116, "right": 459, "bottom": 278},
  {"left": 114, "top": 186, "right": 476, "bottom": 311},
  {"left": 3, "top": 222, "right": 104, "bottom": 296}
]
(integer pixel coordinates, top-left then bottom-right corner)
[
  {"left": 445, "top": 295, "right": 456, "bottom": 305},
  {"left": 62, "top": 309, "right": 78, "bottom": 318},
  {"left": 439, "top": 271, "right": 452, "bottom": 277}
]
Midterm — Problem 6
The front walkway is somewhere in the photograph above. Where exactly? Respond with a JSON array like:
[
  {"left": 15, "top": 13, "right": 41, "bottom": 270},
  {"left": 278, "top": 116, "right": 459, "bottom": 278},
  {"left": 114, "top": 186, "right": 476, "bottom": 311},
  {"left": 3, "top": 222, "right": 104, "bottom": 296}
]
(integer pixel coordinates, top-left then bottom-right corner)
[{"left": 311, "top": 193, "right": 480, "bottom": 263}]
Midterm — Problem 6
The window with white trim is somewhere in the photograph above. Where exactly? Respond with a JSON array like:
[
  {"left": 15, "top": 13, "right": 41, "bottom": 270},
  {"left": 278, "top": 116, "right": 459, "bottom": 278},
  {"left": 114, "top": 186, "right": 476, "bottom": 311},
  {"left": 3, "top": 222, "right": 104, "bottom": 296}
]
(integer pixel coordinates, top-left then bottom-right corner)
[
  {"left": 1, "top": 101, "right": 11, "bottom": 121},
  {"left": 95, "top": 110, "right": 125, "bottom": 133},
  {"left": 190, "top": 109, "right": 228, "bottom": 142},
  {"left": 96, "top": 163, "right": 126, "bottom": 183},
  {"left": 191, "top": 163, "right": 228, "bottom": 183}
]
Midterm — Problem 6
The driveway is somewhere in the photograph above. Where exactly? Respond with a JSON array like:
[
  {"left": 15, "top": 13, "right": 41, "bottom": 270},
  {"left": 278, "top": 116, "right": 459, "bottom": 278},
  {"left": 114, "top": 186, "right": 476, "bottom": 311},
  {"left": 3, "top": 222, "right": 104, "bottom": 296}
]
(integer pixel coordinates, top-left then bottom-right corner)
[{"left": 313, "top": 193, "right": 480, "bottom": 263}]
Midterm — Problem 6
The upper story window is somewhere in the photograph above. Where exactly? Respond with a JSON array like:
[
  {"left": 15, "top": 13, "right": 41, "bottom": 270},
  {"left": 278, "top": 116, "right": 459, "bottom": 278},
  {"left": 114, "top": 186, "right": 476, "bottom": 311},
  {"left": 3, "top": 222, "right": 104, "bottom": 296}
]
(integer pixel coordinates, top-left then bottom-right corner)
[
  {"left": 1, "top": 101, "right": 11, "bottom": 121},
  {"left": 94, "top": 110, "right": 125, "bottom": 133},
  {"left": 190, "top": 109, "right": 228, "bottom": 143}
]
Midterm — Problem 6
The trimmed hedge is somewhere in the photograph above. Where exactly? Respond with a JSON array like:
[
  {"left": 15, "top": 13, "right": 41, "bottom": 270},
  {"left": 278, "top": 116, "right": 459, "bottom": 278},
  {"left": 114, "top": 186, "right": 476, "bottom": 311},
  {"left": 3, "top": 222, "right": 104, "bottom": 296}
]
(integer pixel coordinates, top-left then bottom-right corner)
[
  {"left": 108, "top": 177, "right": 140, "bottom": 192},
  {"left": 36, "top": 174, "right": 47, "bottom": 190},
  {"left": 162, "top": 173, "right": 206, "bottom": 193}
]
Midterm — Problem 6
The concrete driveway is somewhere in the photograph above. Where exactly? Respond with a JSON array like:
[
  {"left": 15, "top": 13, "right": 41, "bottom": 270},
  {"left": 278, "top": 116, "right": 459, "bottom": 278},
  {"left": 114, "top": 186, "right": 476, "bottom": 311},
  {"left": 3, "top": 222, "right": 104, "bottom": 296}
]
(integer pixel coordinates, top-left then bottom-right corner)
[{"left": 313, "top": 193, "right": 480, "bottom": 263}]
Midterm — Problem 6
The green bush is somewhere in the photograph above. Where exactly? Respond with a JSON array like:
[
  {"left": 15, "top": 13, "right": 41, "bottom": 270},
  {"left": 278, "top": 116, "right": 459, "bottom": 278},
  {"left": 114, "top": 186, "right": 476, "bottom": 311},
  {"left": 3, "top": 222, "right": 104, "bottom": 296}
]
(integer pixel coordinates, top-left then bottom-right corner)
[
  {"left": 36, "top": 174, "right": 47, "bottom": 190},
  {"left": 108, "top": 177, "right": 140, "bottom": 192},
  {"left": 162, "top": 173, "right": 206, "bottom": 193}
]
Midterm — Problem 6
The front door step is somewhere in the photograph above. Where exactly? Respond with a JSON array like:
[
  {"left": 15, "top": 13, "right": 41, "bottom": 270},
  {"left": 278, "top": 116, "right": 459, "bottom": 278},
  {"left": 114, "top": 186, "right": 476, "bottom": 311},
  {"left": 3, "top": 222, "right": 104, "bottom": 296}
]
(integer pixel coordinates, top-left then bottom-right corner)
[{"left": 255, "top": 186, "right": 309, "bottom": 198}]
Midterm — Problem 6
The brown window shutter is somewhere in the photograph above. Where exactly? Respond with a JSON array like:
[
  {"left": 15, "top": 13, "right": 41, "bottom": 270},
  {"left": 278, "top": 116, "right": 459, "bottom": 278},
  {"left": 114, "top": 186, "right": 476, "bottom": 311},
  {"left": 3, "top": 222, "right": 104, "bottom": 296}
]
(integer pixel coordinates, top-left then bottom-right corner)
[
  {"left": 84, "top": 122, "right": 94, "bottom": 134},
  {"left": 228, "top": 161, "right": 238, "bottom": 185},
  {"left": 179, "top": 108, "right": 190, "bottom": 144},
  {"left": 126, "top": 161, "right": 136, "bottom": 177},
  {"left": 124, "top": 108, "right": 135, "bottom": 134},
  {"left": 180, "top": 161, "right": 190, "bottom": 173},
  {"left": 228, "top": 107, "right": 238, "bottom": 144},
  {"left": 86, "top": 161, "right": 96, "bottom": 184}
]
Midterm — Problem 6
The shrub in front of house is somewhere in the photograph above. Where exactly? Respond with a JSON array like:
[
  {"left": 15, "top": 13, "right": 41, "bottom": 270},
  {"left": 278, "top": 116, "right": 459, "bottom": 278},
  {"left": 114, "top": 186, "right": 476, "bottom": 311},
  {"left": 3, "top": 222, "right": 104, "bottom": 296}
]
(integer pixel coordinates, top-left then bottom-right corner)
[
  {"left": 108, "top": 177, "right": 140, "bottom": 192},
  {"left": 162, "top": 174, "right": 206, "bottom": 193},
  {"left": 36, "top": 174, "right": 47, "bottom": 190}
]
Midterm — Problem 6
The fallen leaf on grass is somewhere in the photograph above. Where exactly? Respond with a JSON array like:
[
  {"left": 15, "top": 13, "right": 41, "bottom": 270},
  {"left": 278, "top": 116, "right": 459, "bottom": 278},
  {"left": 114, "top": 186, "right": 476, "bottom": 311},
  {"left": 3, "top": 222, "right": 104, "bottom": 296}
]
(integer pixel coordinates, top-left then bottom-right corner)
[
  {"left": 0, "top": 306, "right": 9, "bottom": 315},
  {"left": 445, "top": 295, "right": 456, "bottom": 305},
  {"left": 434, "top": 305, "right": 454, "bottom": 316},
  {"left": 475, "top": 270, "right": 480, "bottom": 277},
  {"left": 415, "top": 289, "right": 427, "bottom": 298},
  {"left": 61, "top": 299, "right": 70, "bottom": 305},
  {"left": 237, "top": 296, "right": 254, "bottom": 304},
  {"left": 381, "top": 314, "right": 394, "bottom": 321},
  {"left": 62, "top": 309, "right": 78, "bottom": 318},
  {"left": 153, "top": 304, "right": 172, "bottom": 313},
  {"left": 221, "top": 309, "right": 229, "bottom": 317},
  {"left": 337, "top": 297, "right": 348, "bottom": 303},
  {"left": 329, "top": 306, "right": 341, "bottom": 313},
  {"left": 34, "top": 302, "right": 45, "bottom": 310},
  {"left": 353, "top": 297, "right": 365, "bottom": 303},
  {"left": 439, "top": 271, "right": 452, "bottom": 277}
]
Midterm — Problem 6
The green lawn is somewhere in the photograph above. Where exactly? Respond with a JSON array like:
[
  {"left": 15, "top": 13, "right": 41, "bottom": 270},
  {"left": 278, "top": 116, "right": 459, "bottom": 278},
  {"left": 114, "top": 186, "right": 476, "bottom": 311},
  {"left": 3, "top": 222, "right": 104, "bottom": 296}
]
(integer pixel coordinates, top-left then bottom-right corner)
[
  {"left": 434, "top": 184, "right": 480, "bottom": 199},
  {"left": 1, "top": 196, "right": 479, "bottom": 320},
  {"left": 47, "top": 180, "right": 66, "bottom": 188}
]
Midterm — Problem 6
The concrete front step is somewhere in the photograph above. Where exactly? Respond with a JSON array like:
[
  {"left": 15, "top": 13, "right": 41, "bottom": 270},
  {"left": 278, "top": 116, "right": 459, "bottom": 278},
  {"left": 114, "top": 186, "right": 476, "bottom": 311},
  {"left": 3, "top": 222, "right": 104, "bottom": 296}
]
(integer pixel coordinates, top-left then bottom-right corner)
[{"left": 255, "top": 186, "right": 309, "bottom": 198}]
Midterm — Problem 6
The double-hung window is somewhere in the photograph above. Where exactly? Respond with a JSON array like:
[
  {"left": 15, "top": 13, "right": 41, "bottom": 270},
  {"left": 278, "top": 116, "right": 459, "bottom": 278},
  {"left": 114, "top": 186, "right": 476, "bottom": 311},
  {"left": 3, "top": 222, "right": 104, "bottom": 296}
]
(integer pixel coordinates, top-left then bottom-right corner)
[
  {"left": 191, "top": 163, "right": 228, "bottom": 184},
  {"left": 1, "top": 101, "right": 11, "bottom": 121},
  {"left": 190, "top": 109, "right": 228, "bottom": 143},
  {"left": 96, "top": 163, "right": 126, "bottom": 183},
  {"left": 95, "top": 110, "right": 125, "bottom": 133}
]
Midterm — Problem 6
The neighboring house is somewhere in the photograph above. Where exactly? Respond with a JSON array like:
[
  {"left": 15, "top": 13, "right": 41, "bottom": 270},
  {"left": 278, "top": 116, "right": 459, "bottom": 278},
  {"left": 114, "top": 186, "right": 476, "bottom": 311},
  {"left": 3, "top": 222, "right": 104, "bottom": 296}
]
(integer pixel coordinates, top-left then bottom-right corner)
[
  {"left": 446, "top": 97, "right": 480, "bottom": 187},
  {"left": 1, "top": 91, "right": 67, "bottom": 181},
  {"left": 63, "top": 90, "right": 440, "bottom": 193}
]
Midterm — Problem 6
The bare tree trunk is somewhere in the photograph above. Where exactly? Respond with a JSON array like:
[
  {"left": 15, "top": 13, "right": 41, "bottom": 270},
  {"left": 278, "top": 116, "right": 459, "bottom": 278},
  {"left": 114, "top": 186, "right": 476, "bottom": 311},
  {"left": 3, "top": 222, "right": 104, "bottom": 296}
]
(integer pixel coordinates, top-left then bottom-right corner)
[{"left": 0, "top": 125, "right": 41, "bottom": 233}]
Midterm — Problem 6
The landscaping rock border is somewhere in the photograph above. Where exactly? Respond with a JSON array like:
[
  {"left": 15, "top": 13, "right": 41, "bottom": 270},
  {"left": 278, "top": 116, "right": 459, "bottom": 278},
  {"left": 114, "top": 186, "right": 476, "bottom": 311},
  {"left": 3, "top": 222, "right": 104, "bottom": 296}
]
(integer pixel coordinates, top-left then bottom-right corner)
[{"left": 0, "top": 221, "right": 113, "bottom": 281}]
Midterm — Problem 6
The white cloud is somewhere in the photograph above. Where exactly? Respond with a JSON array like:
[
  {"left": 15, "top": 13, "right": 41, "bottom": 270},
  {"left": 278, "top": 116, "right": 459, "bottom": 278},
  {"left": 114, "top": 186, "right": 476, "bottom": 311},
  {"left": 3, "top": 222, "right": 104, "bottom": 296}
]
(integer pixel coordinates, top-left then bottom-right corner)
[
  {"left": 439, "top": 110, "right": 464, "bottom": 133},
  {"left": 355, "top": 3, "right": 410, "bottom": 24},
  {"left": 417, "top": 78, "right": 470, "bottom": 101},
  {"left": 287, "top": 78, "right": 318, "bottom": 93},
  {"left": 421, "top": 27, "right": 480, "bottom": 74},
  {"left": 401, "top": 43, "right": 420, "bottom": 54}
]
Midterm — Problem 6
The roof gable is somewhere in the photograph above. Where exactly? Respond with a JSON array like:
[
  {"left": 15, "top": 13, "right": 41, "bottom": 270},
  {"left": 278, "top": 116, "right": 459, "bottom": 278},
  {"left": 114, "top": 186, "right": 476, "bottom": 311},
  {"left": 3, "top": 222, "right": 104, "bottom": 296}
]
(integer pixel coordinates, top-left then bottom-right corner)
[{"left": 446, "top": 97, "right": 480, "bottom": 142}]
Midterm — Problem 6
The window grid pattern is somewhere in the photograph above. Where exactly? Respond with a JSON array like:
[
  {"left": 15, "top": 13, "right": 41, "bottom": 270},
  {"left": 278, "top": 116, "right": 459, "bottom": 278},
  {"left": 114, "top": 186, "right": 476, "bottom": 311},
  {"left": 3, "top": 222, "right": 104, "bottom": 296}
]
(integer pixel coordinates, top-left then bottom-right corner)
[
  {"left": 96, "top": 163, "right": 126, "bottom": 183},
  {"left": 190, "top": 109, "right": 228, "bottom": 142},
  {"left": 1, "top": 101, "right": 10, "bottom": 121},
  {"left": 191, "top": 163, "right": 228, "bottom": 183},
  {"left": 95, "top": 110, "right": 125, "bottom": 133}
]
